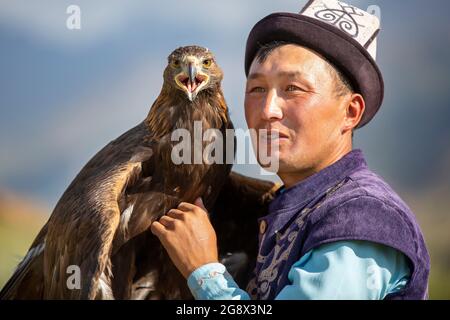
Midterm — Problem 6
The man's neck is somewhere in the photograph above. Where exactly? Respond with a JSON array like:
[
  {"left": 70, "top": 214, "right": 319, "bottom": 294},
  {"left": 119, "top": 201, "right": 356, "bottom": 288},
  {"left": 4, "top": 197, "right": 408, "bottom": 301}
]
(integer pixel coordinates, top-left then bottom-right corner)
[{"left": 280, "top": 143, "right": 353, "bottom": 189}]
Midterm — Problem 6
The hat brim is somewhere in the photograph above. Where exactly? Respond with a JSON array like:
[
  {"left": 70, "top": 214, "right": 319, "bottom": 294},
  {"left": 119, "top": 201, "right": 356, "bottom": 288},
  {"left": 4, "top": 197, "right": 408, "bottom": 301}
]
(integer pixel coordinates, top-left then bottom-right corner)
[{"left": 245, "top": 13, "right": 384, "bottom": 129}]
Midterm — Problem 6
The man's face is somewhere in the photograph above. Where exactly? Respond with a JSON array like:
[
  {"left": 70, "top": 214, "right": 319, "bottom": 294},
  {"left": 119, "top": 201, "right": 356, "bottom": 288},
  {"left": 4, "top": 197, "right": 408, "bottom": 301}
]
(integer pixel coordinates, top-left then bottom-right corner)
[{"left": 245, "top": 44, "right": 351, "bottom": 180}]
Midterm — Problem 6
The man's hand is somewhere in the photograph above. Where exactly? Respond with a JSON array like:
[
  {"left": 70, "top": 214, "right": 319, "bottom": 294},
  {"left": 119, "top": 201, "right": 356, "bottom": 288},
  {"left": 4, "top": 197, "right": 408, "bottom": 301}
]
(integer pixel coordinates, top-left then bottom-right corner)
[{"left": 150, "top": 197, "right": 219, "bottom": 278}]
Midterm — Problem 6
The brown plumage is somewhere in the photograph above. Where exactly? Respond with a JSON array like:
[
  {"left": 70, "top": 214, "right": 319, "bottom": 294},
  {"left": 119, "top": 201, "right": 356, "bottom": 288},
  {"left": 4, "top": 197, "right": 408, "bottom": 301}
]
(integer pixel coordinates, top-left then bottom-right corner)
[{"left": 0, "top": 46, "right": 277, "bottom": 300}]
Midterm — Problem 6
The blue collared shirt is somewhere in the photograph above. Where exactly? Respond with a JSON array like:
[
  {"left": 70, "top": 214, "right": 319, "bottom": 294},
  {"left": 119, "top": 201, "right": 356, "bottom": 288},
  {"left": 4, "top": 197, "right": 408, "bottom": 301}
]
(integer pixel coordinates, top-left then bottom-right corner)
[{"left": 187, "top": 240, "right": 411, "bottom": 300}]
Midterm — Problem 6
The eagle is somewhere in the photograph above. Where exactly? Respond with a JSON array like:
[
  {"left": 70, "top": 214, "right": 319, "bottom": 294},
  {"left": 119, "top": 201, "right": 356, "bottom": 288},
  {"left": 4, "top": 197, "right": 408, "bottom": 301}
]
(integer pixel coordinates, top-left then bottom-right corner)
[{"left": 0, "top": 45, "right": 277, "bottom": 299}]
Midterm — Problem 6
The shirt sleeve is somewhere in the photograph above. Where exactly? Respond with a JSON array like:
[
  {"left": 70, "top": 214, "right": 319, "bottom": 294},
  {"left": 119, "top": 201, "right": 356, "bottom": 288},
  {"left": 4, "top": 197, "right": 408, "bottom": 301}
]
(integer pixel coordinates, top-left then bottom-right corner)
[
  {"left": 275, "top": 240, "right": 411, "bottom": 300},
  {"left": 186, "top": 240, "right": 411, "bottom": 300}
]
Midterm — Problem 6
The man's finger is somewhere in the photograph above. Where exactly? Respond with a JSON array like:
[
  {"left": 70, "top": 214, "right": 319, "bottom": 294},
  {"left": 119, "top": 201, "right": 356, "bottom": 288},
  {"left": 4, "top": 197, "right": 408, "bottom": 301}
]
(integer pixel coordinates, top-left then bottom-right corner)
[
  {"left": 166, "top": 209, "right": 185, "bottom": 219},
  {"left": 177, "top": 201, "right": 197, "bottom": 212},
  {"left": 159, "top": 215, "right": 176, "bottom": 228},
  {"left": 150, "top": 221, "right": 166, "bottom": 237},
  {"left": 178, "top": 199, "right": 208, "bottom": 215}
]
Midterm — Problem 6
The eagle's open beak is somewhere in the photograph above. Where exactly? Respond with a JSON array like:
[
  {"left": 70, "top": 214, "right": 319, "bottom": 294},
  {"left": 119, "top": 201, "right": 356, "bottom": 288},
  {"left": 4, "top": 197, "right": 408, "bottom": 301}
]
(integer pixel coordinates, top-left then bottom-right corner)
[
  {"left": 175, "top": 61, "right": 209, "bottom": 101},
  {"left": 188, "top": 63, "right": 196, "bottom": 89}
]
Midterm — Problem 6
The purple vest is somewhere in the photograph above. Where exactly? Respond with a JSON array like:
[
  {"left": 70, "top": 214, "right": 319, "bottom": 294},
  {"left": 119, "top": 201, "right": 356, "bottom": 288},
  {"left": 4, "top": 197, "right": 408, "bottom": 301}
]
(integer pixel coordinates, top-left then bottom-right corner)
[{"left": 246, "top": 149, "right": 430, "bottom": 300}]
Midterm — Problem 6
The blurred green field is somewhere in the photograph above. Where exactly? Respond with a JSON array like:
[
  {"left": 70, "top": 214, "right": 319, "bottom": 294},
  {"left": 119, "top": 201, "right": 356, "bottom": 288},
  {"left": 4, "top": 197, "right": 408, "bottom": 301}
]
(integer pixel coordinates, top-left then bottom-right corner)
[
  {"left": 405, "top": 188, "right": 450, "bottom": 300},
  {"left": 0, "top": 189, "right": 449, "bottom": 299},
  {"left": 0, "top": 191, "right": 49, "bottom": 289}
]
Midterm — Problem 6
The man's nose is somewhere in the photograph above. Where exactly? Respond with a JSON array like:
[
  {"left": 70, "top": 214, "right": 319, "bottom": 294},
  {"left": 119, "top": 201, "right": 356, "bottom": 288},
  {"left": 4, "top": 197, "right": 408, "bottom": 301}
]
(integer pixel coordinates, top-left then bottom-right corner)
[{"left": 261, "top": 89, "right": 283, "bottom": 121}]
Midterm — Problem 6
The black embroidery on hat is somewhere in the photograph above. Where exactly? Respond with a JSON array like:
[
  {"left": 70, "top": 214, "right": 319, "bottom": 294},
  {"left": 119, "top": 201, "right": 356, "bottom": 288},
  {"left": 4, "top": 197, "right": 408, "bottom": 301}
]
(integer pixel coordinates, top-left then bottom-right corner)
[
  {"left": 313, "top": 2, "right": 364, "bottom": 38},
  {"left": 364, "top": 28, "right": 380, "bottom": 49},
  {"left": 300, "top": 0, "right": 315, "bottom": 14}
]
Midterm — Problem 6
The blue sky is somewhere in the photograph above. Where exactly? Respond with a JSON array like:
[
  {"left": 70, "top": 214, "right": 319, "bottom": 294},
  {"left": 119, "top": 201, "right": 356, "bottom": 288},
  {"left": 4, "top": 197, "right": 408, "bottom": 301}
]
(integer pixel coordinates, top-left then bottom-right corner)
[{"left": 1, "top": 0, "right": 449, "bottom": 207}]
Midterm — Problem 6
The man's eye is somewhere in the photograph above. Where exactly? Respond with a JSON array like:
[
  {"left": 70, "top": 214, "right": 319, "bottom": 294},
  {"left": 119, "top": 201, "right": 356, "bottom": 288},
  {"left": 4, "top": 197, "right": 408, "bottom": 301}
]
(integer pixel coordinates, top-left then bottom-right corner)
[
  {"left": 286, "top": 85, "right": 303, "bottom": 92},
  {"left": 249, "top": 87, "right": 266, "bottom": 93}
]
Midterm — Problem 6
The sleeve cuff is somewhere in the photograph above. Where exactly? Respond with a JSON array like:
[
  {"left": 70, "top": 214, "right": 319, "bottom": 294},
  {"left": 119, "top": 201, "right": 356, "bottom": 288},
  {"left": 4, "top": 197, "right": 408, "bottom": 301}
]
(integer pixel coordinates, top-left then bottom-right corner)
[{"left": 187, "top": 263, "right": 249, "bottom": 300}]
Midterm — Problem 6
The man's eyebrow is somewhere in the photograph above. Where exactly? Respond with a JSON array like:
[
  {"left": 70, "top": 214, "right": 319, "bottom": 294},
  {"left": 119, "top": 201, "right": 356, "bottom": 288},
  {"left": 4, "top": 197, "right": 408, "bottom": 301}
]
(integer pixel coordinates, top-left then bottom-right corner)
[
  {"left": 279, "top": 71, "right": 315, "bottom": 88},
  {"left": 277, "top": 71, "right": 304, "bottom": 79},
  {"left": 247, "top": 72, "right": 265, "bottom": 80},
  {"left": 248, "top": 71, "right": 306, "bottom": 80}
]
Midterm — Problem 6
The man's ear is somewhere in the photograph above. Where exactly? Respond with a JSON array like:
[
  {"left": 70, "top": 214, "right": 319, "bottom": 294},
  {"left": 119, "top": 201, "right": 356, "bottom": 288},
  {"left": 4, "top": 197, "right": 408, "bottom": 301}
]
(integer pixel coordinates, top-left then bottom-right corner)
[{"left": 342, "top": 93, "right": 365, "bottom": 134}]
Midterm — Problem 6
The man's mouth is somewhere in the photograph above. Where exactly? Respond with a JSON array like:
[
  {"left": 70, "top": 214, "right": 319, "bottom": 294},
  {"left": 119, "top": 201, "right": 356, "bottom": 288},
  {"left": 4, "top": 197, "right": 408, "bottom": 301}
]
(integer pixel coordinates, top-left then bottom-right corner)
[{"left": 260, "top": 130, "right": 289, "bottom": 141}]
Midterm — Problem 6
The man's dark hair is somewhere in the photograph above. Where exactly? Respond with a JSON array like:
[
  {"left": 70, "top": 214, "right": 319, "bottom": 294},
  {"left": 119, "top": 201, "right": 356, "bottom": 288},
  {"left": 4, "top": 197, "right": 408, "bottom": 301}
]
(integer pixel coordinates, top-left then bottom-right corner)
[{"left": 254, "top": 41, "right": 355, "bottom": 97}]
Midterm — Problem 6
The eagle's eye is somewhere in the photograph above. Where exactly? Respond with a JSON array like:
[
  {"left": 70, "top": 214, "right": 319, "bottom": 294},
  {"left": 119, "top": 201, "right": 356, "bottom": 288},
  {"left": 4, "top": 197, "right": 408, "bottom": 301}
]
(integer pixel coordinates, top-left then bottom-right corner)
[
  {"left": 202, "top": 59, "right": 212, "bottom": 68},
  {"left": 171, "top": 60, "right": 180, "bottom": 68}
]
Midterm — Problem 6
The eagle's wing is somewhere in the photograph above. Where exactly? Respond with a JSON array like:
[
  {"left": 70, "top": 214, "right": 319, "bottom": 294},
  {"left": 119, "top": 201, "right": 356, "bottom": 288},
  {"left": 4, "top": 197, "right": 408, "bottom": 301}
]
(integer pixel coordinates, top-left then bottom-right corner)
[
  {"left": 0, "top": 123, "right": 155, "bottom": 300},
  {"left": 42, "top": 137, "right": 154, "bottom": 299}
]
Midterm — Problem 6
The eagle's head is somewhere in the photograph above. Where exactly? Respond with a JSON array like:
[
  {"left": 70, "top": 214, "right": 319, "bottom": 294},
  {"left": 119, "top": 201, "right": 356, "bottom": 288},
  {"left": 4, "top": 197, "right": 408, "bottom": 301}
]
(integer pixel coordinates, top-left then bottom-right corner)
[{"left": 164, "top": 45, "right": 223, "bottom": 101}]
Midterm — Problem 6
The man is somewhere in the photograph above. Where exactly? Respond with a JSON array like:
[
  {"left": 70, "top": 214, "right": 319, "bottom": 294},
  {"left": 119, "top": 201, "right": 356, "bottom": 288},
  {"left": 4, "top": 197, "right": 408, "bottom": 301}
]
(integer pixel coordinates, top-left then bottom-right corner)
[{"left": 151, "top": 0, "right": 430, "bottom": 300}]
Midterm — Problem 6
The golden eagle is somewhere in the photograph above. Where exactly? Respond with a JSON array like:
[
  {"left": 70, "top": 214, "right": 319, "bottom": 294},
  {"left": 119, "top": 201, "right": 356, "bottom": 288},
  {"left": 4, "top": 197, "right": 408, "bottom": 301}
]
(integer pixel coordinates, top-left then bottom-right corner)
[{"left": 0, "top": 46, "right": 276, "bottom": 299}]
